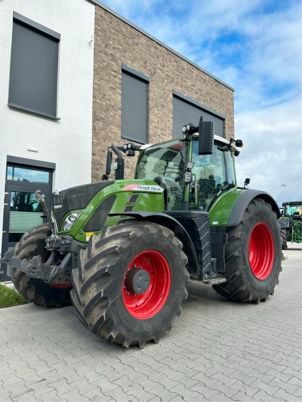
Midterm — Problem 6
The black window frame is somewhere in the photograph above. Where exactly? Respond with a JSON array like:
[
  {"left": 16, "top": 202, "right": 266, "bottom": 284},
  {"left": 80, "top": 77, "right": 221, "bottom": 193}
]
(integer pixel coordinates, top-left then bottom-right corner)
[
  {"left": 121, "top": 65, "right": 149, "bottom": 144},
  {"left": 8, "top": 12, "right": 61, "bottom": 121}
]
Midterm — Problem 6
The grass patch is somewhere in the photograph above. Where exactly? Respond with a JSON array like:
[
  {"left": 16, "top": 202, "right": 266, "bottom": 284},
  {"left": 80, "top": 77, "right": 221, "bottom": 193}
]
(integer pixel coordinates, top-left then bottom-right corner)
[{"left": 0, "top": 283, "right": 27, "bottom": 308}]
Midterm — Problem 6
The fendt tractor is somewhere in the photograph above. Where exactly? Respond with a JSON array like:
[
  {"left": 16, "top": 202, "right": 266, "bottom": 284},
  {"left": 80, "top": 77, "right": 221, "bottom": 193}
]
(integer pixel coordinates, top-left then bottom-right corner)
[
  {"left": 4, "top": 118, "right": 282, "bottom": 348},
  {"left": 279, "top": 201, "right": 302, "bottom": 249}
]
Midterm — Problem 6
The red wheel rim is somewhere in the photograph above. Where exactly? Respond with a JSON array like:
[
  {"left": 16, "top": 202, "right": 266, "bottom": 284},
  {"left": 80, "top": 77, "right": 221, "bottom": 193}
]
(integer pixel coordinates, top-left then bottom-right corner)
[
  {"left": 122, "top": 250, "right": 171, "bottom": 320},
  {"left": 248, "top": 222, "right": 275, "bottom": 280}
]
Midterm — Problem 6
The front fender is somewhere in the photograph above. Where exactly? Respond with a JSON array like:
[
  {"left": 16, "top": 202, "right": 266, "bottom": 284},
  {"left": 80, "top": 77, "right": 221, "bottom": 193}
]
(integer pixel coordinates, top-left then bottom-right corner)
[{"left": 109, "top": 211, "right": 199, "bottom": 273}]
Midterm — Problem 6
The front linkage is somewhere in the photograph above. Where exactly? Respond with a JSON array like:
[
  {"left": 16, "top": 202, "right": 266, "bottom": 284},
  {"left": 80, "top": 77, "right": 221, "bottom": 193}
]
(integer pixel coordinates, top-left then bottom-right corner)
[
  {"left": 2, "top": 190, "right": 84, "bottom": 288},
  {"left": 10, "top": 235, "right": 74, "bottom": 285}
]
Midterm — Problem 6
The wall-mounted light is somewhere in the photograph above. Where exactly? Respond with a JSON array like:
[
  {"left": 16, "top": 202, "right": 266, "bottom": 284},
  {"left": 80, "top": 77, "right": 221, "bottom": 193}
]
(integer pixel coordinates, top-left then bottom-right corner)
[{"left": 27, "top": 147, "right": 39, "bottom": 153}]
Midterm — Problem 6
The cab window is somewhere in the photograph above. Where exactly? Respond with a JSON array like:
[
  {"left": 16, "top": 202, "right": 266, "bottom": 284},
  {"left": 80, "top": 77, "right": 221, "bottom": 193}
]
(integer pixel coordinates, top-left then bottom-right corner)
[{"left": 191, "top": 140, "right": 235, "bottom": 210}]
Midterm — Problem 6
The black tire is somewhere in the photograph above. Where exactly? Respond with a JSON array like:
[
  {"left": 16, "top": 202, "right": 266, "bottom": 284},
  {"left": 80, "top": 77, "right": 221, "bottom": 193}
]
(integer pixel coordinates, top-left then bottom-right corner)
[
  {"left": 11, "top": 225, "right": 71, "bottom": 308},
  {"left": 71, "top": 221, "right": 189, "bottom": 348},
  {"left": 213, "top": 198, "right": 282, "bottom": 303},
  {"left": 281, "top": 228, "right": 288, "bottom": 250}
]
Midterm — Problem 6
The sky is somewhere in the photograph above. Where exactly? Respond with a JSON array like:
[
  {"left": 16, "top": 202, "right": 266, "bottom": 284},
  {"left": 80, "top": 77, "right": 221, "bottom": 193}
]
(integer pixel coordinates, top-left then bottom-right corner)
[{"left": 101, "top": 0, "right": 302, "bottom": 205}]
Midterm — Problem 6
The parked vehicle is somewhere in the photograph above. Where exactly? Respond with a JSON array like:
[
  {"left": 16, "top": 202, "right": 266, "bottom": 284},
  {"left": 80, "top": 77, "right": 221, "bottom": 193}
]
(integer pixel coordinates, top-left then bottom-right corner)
[
  {"left": 280, "top": 201, "right": 302, "bottom": 248},
  {"left": 4, "top": 118, "right": 282, "bottom": 347}
]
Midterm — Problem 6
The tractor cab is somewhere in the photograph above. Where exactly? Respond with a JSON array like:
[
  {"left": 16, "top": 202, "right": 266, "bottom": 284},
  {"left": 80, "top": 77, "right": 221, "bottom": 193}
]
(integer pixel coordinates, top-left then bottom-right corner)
[{"left": 135, "top": 135, "right": 237, "bottom": 212}]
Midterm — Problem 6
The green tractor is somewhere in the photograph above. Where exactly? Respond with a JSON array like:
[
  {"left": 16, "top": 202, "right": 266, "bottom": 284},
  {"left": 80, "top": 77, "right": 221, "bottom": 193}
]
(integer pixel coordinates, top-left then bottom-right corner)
[
  {"left": 4, "top": 118, "right": 282, "bottom": 347},
  {"left": 279, "top": 201, "right": 302, "bottom": 249}
]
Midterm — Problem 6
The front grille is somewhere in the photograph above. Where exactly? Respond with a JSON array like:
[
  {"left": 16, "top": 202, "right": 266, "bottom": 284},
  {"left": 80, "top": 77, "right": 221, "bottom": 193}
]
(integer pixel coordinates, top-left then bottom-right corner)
[{"left": 53, "top": 181, "right": 113, "bottom": 230}]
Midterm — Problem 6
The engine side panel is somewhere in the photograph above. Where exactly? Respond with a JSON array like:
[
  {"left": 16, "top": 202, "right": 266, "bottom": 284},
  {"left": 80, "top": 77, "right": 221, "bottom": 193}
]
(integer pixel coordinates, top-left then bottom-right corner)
[{"left": 65, "top": 179, "right": 165, "bottom": 243}]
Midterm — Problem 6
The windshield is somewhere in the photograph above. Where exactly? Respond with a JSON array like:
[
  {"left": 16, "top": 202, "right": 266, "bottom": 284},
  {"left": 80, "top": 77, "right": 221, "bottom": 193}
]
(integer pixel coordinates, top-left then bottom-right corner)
[
  {"left": 284, "top": 204, "right": 302, "bottom": 217},
  {"left": 136, "top": 140, "right": 186, "bottom": 210}
]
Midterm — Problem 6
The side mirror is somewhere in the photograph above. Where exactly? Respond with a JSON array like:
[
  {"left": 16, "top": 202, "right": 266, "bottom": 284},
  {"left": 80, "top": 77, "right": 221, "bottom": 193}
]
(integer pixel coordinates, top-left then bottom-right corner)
[
  {"left": 198, "top": 117, "right": 214, "bottom": 155},
  {"left": 106, "top": 150, "right": 112, "bottom": 175},
  {"left": 244, "top": 177, "right": 250, "bottom": 188}
]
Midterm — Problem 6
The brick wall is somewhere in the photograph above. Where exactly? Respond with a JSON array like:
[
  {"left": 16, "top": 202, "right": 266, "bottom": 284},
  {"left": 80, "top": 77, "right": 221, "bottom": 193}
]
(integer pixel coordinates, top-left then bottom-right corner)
[{"left": 92, "top": 6, "right": 234, "bottom": 182}]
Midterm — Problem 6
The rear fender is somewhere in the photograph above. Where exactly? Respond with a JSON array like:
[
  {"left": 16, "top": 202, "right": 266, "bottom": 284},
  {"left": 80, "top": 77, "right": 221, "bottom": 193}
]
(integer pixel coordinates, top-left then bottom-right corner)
[{"left": 227, "top": 190, "right": 280, "bottom": 227}]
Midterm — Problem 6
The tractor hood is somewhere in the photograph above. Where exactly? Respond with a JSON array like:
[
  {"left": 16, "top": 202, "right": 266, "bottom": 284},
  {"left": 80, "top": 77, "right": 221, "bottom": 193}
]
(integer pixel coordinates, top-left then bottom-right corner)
[
  {"left": 52, "top": 181, "right": 113, "bottom": 231},
  {"left": 52, "top": 179, "right": 165, "bottom": 240}
]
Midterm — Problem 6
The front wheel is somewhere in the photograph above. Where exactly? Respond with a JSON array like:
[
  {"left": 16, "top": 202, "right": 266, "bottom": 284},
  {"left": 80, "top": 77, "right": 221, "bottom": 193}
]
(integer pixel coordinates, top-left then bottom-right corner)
[
  {"left": 213, "top": 198, "right": 282, "bottom": 303},
  {"left": 11, "top": 225, "right": 71, "bottom": 308},
  {"left": 71, "top": 221, "right": 189, "bottom": 348}
]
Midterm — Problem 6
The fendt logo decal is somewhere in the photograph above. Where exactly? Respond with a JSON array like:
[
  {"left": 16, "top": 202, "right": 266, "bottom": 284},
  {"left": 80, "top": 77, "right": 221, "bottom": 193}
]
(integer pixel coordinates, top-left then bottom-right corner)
[{"left": 123, "top": 184, "right": 164, "bottom": 193}]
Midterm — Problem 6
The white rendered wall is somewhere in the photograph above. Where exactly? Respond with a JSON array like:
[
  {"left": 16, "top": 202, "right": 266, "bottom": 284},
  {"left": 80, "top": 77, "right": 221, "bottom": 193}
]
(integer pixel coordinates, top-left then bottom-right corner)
[{"left": 0, "top": 0, "right": 95, "bottom": 256}]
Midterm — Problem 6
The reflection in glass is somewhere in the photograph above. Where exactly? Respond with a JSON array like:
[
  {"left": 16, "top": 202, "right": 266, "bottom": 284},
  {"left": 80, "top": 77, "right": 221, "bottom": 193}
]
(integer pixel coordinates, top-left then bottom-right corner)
[
  {"left": 7, "top": 165, "right": 49, "bottom": 183},
  {"left": 9, "top": 191, "right": 43, "bottom": 243}
]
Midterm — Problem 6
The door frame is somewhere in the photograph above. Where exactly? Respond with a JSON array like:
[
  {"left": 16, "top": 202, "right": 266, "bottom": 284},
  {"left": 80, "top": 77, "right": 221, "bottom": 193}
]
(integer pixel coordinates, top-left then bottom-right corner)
[{"left": 0, "top": 156, "right": 55, "bottom": 281}]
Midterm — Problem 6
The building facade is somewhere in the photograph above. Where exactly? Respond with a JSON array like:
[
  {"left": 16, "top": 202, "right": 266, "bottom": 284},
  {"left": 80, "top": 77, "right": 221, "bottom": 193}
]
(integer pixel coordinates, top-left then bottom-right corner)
[
  {"left": 92, "top": 2, "right": 234, "bottom": 180},
  {"left": 0, "top": 0, "right": 234, "bottom": 280},
  {"left": 0, "top": 0, "right": 95, "bottom": 280}
]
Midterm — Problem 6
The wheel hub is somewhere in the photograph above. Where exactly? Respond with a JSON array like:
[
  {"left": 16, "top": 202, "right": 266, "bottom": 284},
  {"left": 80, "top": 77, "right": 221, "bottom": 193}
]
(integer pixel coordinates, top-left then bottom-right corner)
[
  {"left": 122, "top": 249, "right": 172, "bottom": 320},
  {"left": 125, "top": 267, "right": 150, "bottom": 294}
]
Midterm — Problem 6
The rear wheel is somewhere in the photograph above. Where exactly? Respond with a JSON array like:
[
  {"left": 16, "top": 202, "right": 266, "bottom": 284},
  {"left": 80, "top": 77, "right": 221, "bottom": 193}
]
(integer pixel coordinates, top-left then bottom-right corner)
[
  {"left": 11, "top": 225, "right": 71, "bottom": 308},
  {"left": 281, "top": 228, "right": 288, "bottom": 250},
  {"left": 71, "top": 221, "right": 189, "bottom": 347},
  {"left": 213, "top": 199, "right": 282, "bottom": 303}
]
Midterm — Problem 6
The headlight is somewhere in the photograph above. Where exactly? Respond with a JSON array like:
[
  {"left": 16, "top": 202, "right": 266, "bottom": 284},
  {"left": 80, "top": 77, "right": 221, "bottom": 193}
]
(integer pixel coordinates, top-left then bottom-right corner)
[{"left": 63, "top": 211, "right": 81, "bottom": 231}]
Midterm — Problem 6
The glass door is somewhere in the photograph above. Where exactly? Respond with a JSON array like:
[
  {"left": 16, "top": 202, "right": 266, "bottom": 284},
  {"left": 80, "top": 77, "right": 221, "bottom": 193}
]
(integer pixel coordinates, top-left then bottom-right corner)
[
  {"left": 1, "top": 162, "right": 53, "bottom": 281},
  {"left": 8, "top": 189, "right": 46, "bottom": 246}
]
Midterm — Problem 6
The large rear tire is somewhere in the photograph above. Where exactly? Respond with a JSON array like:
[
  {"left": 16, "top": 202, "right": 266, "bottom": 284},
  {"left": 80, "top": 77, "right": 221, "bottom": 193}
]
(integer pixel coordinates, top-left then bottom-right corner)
[
  {"left": 71, "top": 221, "right": 189, "bottom": 348},
  {"left": 213, "top": 198, "right": 282, "bottom": 303},
  {"left": 11, "top": 225, "right": 71, "bottom": 308}
]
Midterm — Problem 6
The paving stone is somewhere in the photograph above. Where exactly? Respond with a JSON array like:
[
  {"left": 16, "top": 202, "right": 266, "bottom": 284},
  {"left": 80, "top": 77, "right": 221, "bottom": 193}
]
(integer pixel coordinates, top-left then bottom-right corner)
[
  {"left": 84, "top": 388, "right": 115, "bottom": 401},
  {"left": 0, "top": 247, "right": 301, "bottom": 402},
  {"left": 38, "top": 390, "right": 62, "bottom": 401},
  {"left": 273, "top": 388, "right": 302, "bottom": 401},
  {"left": 0, "top": 392, "right": 12, "bottom": 402},
  {"left": 148, "top": 384, "right": 180, "bottom": 401},
  {"left": 231, "top": 390, "right": 256, "bottom": 401},
  {"left": 15, "top": 390, "right": 39, "bottom": 402},
  {"left": 269, "top": 378, "right": 299, "bottom": 394},
  {"left": 103, "top": 385, "right": 139, "bottom": 401}
]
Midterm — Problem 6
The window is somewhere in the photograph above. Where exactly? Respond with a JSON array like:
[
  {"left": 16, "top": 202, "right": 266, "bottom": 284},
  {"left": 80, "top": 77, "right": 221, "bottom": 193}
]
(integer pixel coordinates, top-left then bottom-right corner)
[
  {"left": 121, "top": 67, "right": 149, "bottom": 143},
  {"left": 192, "top": 140, "right": 235, "bottom": 210},
  {"left": 173, "top": 94, "right": 225, "bottom": 138},
  {"left": 8, "top": 13, "right": 60, "bottom": 119},
  {"left": 7, "top": 166, "right": 49, "bottom": 183}
]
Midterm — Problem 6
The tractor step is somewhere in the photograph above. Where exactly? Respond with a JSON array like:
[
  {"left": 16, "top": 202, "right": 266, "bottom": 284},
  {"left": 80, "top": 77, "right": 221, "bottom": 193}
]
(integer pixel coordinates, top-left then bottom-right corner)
[{"left": 203, "top": 274, "right": 227, "bottom": 285}]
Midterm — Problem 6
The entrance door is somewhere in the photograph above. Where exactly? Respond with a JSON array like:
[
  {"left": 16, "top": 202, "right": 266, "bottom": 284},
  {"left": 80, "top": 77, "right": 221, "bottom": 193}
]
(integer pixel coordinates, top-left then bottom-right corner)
[{"left": 1, "top": 160, "right": 53, "bottom": 281}]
